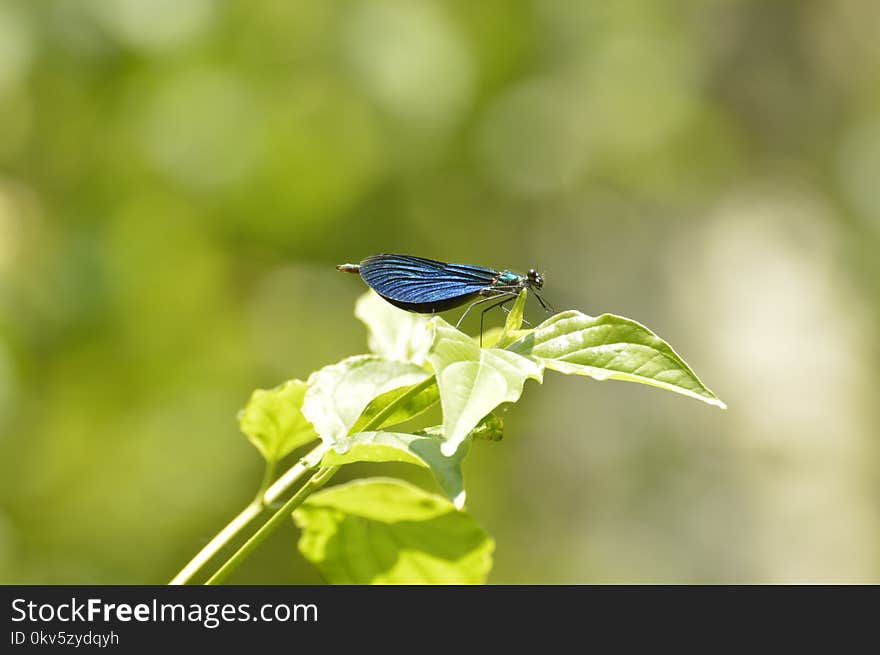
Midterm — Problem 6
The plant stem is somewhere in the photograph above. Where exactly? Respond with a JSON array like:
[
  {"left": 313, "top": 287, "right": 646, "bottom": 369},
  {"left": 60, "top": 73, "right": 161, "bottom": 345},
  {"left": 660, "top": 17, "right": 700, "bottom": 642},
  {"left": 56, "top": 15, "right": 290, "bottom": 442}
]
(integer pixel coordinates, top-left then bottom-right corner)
[
  {"left": 204, "top": 465, "right": 340, "bottom": 585},
  {"left": 172, "top": 374, "right": 438, "bottom": 585},
  {"left": 168, "top": 502, "right": 262, "bottom": 586},
  {"left": 168, "top": 443, "right": 328, "bottom": 585},
  {"left": 254, "top": 460, "right": 277, "bottom": 505}
]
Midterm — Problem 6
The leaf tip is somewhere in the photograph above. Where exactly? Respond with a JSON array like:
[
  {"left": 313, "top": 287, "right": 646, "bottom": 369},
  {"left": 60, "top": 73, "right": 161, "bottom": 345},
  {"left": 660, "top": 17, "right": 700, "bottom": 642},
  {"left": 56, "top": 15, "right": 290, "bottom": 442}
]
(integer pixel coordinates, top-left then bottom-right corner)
[
  {"left": 440, "top": 440, "right": 459, "bottom": 457},
  {"left": 710, "top": 397, "right": 728, "bottom": 410}
]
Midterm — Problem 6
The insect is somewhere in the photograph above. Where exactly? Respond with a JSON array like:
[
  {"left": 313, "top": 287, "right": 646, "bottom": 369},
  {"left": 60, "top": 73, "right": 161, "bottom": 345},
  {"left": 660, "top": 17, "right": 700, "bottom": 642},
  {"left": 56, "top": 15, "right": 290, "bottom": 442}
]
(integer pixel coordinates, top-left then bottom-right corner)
[{"left": 337, "top": 254, "right": 552, "bottom": 342}]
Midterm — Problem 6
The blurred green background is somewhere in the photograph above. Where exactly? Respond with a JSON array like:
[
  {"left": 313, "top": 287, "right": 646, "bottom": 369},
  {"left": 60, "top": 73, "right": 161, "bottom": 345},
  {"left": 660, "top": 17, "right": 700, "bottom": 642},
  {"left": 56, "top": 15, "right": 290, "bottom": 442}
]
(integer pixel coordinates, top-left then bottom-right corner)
[{"left": 1, "top": 0, "right": 879, "bottom": 584}]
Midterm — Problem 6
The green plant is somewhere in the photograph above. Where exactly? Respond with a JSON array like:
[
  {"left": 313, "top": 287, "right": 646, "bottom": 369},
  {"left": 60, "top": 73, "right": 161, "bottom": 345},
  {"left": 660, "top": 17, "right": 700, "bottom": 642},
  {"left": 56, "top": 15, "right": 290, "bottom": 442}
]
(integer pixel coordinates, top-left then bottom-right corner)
[{"left": 170, "top": 290, "right": 725, "bottom": 585}]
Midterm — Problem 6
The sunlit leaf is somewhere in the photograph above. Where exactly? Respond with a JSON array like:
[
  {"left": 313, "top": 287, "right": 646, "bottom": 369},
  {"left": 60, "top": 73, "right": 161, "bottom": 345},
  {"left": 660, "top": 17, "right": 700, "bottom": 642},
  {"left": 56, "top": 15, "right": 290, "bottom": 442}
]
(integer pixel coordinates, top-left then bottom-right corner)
[
  {"left": 507, "top": 311, "right": 726, "bottom": 408},
  {"left": 428, "top": 318, "right": 542, "bottom": 455},
  {"left": 348, "top": 378, "right": 439, "bottom": 434},
  {"left": 355, "top": 290, "right": 433, "bottom": 365},
  {"left": 301, "top": 355, "right": 431, "bottom": 449},
  {"left": 321, "top": 414, "right": 503, "bottom": 508},
  {"left": 293, "top": 478, "right": 494, "bottom": 584},
  {"left": 493, "top": 289, "right": 531, "bottom": 349},
  {"left": 476, "top": 326, "right": 504, "bottom": 348},
  {"left": 418, "top": 413, "right": 504, "bottom": 443},
  {"left": 239, "top": 379, "right": 318, "bottom": 464},
  {"left": 504, "top": 290, "right": 527, "bottom": 333},
  {"left": 320, "top": 430, "right": 470, "bottom": 507}
]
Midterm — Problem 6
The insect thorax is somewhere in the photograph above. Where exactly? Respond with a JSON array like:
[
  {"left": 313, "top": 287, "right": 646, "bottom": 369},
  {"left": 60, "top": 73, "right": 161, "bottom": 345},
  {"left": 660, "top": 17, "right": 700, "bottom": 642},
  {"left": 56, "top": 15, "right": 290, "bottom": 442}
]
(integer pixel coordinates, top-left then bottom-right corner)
[{"left": 495, "top": 271, "right": 522, "bottom": 287}]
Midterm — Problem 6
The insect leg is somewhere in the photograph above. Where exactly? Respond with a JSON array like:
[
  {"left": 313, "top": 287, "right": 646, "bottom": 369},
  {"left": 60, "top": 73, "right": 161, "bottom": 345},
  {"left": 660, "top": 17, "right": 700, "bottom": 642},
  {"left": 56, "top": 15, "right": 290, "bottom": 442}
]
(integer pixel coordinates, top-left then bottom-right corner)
[
  {"left": 479, "top": 295, "right": 517, "bottom": 347},
  {"left": 455, "top": 294, "right": 507, "bottom": 329},
  {"left": 533, "top": 291, "right": 554, "bottom": 314}
]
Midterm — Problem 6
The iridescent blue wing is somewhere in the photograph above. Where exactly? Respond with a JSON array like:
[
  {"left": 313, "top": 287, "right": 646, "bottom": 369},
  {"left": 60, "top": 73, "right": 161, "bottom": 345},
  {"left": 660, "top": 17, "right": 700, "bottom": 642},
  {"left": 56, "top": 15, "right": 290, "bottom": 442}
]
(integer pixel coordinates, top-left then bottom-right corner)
[{"left": 358, "top": 254, "right": 499, "bottom": 313}]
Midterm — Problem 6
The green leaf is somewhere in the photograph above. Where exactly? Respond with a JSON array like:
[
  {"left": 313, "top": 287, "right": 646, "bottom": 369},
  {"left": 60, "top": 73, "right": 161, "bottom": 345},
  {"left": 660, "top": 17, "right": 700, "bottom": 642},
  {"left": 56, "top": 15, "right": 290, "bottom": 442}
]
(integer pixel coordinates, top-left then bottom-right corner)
[
  {"left": 320, "top": 414, "right": 503, "bottom": 508},
  {"left": 476, "top": 326, "right": 504, "bottom": 349},
  {"left": 494, "top": 289, "right": 531, "bottom": 349},
  {"left": 302, "top": 355, "right": 431, "bottom": 448},
  {"left": 348, "top": 378, "right": 439, "bottom": 434},
  {"left": 418, "top": 413, "right": 504, "bottom": 442},
  {"left": 355, "top": 290, "right": 433, "bottom": 365},
  {"left": 507, "top": 311, "right": 726, "bottom": 409},
  {"left": 239, "top": 379, "right": 319, "bottom": 464},
  {"left": 293, "top": 478, "right": 494, "bottom": 584},
  {"left": 503, "top": 289, "right": 527, "bottom": 332},
  {"left": 428, "top": 318, "right": 542, "bottom": 456},
  {"left": 320, "top": 430, "right": 470, "bottom": 508}
]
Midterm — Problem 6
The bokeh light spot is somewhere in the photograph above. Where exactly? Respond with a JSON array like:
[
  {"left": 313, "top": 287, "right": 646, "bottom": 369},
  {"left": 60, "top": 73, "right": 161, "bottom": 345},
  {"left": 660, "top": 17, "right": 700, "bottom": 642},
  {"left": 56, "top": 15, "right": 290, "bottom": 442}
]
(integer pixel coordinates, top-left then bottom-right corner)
[
  {"left": 0, "top": 2, "right": 33, "bottom": 92},
  {"left": 345, "top": 0, "right": 474, "bottom": 133},
  {"left": 87, "top": 0, "right": 214, "bottom": 53},
  {"left": 140, "top": 69, "right": 265, "bottom": 190},
  {"left": 837, "top": 115, "right": 880, "bottom": 229}
]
